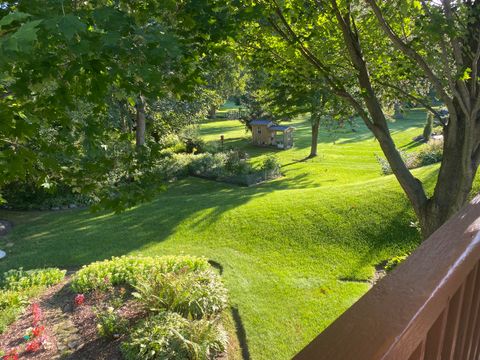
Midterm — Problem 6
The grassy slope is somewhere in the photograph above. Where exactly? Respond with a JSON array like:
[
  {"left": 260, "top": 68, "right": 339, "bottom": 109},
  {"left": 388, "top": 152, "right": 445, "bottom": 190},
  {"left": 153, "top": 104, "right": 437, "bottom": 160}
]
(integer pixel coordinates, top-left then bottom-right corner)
[{"left": 0, "top": 109, "right": 439, "bottom": 359}]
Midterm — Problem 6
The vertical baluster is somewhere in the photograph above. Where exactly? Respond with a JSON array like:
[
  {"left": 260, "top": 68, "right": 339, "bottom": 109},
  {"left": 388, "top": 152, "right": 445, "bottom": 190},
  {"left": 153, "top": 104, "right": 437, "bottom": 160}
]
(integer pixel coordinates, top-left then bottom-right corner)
[
  {"left": 441, "top": 284, "right": 466, "bottom": 360},
  {"left": 424, "top": 309, "right": 448, "bottom": 359},
  {"left": 454, "top": 265, "right": 479, "bottom": 359},
  {"left": 465, "top": 262, "right": 480, "bottom": 359},
  {"left": 408, "top": 340, "right": 426, "bottom": 360}
]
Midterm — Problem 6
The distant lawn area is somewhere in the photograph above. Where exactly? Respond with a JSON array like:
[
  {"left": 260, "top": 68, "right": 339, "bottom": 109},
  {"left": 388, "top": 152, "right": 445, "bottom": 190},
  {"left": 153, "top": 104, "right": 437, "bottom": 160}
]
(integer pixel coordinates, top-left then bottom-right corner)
[{"left": 0, "top": 109, "right": 442, "bottom": 359}]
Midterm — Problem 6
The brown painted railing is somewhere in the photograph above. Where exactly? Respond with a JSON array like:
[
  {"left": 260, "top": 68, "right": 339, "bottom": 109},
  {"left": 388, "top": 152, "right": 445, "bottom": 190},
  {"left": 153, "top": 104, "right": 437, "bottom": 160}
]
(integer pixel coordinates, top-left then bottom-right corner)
[{"left": 294, "top": 195, "right": 480, "bottom": 360}]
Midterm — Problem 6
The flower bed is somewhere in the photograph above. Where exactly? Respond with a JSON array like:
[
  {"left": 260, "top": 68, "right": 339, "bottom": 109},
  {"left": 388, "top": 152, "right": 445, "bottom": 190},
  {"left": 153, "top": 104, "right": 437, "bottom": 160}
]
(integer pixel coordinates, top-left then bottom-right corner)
[{"left": 0, "top": 256, "right": 231, "bottom": 360}]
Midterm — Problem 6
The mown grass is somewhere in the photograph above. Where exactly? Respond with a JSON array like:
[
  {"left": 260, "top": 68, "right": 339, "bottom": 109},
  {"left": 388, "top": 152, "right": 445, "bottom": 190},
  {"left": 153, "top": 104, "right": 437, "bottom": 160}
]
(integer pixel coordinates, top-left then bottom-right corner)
[{"left": 0, "top": 109, "right": 442, "bottom": 359}]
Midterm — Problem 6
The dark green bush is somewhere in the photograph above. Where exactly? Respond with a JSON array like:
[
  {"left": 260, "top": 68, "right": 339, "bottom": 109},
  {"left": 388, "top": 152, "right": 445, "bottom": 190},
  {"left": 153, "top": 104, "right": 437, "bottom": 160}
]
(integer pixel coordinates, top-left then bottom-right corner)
[
  {"left": 1, "top": 181, "right": 91, "bottom": 210},
  {"left": 121, "top": 312, "right": 227, "bottom": 360}
]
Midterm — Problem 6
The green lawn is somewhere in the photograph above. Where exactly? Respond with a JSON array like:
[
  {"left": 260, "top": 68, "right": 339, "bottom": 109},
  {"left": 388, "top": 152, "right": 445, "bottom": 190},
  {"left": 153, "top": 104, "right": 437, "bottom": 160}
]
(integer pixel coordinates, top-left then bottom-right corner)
[{"left": 0, "top": 110, "right": 438, "bottom": 359}]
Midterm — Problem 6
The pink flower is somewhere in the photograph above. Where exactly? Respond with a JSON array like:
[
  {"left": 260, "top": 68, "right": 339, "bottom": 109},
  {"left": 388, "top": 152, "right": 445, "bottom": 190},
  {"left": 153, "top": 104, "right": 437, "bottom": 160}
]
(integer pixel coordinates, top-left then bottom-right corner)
[{"left": 74, "top": 293, "right": 85, "bottom": 306}]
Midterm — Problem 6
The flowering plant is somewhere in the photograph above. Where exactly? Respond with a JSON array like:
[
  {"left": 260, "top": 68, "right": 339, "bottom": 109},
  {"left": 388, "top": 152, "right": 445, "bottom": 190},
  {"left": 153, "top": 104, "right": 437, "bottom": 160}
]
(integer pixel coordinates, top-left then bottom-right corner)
[
  {"left": 25, "top": 339, "right": 42, "bottom": 353},
  {"left": 74, "top": 293, "right": 85, "bottom": 306},
  {"left": 2, "top": 350, "right": 18, "bottom": 360},
  {"left": 32, "top": 303, "right": 42, "bottom": 326},
  {"left": 32, "top": 325, "right": 45, "bottom": 338}
]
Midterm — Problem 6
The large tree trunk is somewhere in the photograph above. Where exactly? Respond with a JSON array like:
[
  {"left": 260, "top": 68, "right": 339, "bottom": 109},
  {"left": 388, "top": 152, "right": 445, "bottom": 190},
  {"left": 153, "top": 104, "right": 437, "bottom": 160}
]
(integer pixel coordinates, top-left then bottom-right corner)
[
  {"left": 419, "top": 101, "right": 479, "bottom": 238},
  {"left": 309, "top": 118, "right": 320, "bottom": 158},
  {"left": 135, "top": 95, "right": 146, "bottom": 148},
  {"left": 208, "top": 104, "right": 217, "bottom": 119}
]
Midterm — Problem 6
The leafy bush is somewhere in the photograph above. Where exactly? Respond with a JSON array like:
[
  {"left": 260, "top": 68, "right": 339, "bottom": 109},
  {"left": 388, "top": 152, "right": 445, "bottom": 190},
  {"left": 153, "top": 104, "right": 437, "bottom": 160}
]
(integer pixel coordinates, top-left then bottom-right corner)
[
  {"left": 189, "top": 153, "right": 228, "bottom": 178},
  {"left": 180, "top": 127, "right": 206, "bottom": 154},
  {"left": 0, "top": 268, "right": 65, "bottom": 333},
  {"left": 261, "top": 155, "right": 281, "bottom": 175},
  {"left": 376, "top": 140, "right": 443, "bottom": 175},
  {"left": 1, "top": 181, "right": 91, "bottom": 210},
  {"left": 121, "top": 312, "right": 227, "bottom": 360},
  {"left": 96, "top": 307, "right": 128, "bottom": 339},
  {"left": 132, "top": 269, "right": 228, "bottom": 319},
  {"left": 224, "top": 150, "right": 251, "bottom": 175},
  {"left": 417, "top": 141, "right": 443, "bottom": 166},
  {"left": 71, "top": 256, "right": 210, "bottom": 293},
  {"left": 2, "top": 268, "right": 66, "bottom": 291}
]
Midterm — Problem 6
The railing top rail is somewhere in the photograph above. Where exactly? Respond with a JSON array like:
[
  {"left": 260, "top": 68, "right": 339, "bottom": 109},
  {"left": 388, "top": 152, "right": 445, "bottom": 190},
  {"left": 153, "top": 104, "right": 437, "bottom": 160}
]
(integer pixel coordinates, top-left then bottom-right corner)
[{"left": 294, "top": 195, "right": 480, "bottom": 360}]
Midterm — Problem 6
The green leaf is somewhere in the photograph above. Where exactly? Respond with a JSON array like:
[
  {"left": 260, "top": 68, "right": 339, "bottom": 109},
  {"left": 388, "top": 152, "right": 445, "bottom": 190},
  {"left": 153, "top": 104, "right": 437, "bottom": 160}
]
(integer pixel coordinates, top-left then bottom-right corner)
[
  {"left": 58, "top": 15, "right": 87, "bottom": 40},
  {"left": 4, "top": 20, "right": 43, "bottom": 53},
  {"left": 460, "top": 67, "right": 472, "bottom": 81},
  {"left": 127, "top": 97, "right": 136, "bottom": 107},
  {"left": 0, "top": 12, "right": 31, "bottom": 28}
]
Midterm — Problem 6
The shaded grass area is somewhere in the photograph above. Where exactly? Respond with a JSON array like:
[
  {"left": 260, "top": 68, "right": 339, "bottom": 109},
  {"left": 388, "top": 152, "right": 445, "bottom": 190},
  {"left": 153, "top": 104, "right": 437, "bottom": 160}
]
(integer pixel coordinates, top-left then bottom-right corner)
[{"left": 0, "top": 109, "right": 441, "bottom": 359}]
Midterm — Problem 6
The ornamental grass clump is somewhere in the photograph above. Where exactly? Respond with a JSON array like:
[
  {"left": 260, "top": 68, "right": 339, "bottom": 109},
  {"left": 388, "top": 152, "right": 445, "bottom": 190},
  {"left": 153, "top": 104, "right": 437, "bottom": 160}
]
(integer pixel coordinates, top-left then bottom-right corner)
[
  {"left": 132, "top": 269, "right": 228, "bottom": 319},
  {"left": 121, "top": 312, "right": 227, "bottom": 360}
]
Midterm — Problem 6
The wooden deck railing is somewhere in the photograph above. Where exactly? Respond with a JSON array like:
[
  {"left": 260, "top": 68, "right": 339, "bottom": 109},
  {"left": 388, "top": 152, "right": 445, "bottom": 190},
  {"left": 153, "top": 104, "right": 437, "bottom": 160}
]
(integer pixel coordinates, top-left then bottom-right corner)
[{"left": 294, "top": 195, "right": 480, "bottom": 360}]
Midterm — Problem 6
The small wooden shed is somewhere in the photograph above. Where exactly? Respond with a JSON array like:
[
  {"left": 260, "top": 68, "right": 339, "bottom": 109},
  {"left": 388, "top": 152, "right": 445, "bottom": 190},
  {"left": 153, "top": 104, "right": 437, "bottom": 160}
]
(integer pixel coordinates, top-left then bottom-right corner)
[{"left": 250, "top": 119, "right": 294, "bottom": 149}]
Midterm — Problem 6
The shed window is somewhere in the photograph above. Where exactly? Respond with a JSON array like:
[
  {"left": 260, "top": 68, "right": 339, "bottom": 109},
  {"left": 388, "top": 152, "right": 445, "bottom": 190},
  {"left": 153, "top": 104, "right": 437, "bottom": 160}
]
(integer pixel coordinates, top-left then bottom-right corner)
[{"left": 257, "top": 128, "right": 262, "bottom": 134}]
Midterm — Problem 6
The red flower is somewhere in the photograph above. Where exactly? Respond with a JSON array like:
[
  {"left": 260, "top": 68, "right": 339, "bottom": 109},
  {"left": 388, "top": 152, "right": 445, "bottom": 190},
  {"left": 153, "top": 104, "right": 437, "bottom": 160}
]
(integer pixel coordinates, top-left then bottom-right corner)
[
  {"left": 74, "top": 293, "right": 85, "bottom": 306},
  {"left": 25, "top": 339, "right": 42, "bottom": 352},
  {"left": 32, "top": 325, "right": 45, "bottom": 337},
  {"left": 32, "top": 303, "right": 42, "bottom": 326},
  {"left": 2, "top": 350, "right": 18, "bottom": 360}
]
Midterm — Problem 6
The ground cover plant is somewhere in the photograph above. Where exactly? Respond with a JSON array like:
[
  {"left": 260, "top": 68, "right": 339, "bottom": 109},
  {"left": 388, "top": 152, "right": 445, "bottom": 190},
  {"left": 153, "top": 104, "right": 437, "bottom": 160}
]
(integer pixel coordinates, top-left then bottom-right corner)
[
  {"left": 0, "top": 268, "right": 65, "bottom": 334},
  {"left": 0, "top": 109, "right": 463, "bottom": 360},
  {"left": 0, "top": 256, "right": 231, "bottom": 359}
]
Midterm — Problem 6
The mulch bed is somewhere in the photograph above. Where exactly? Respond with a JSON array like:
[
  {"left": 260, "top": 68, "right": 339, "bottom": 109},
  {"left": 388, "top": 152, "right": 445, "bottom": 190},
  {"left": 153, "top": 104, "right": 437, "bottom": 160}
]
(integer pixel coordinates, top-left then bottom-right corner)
[{"left": 0, "top": 278, "right": 144, "bottom": 359}]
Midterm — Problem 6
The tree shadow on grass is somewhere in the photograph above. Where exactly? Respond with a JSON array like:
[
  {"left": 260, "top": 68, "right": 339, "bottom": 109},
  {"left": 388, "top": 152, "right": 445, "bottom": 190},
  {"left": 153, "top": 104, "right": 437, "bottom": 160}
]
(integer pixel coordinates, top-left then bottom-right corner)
[
  {"left": 0, "top": 178, "right": 274, "bottom": 272},
  {"left": 231, "top": 306, "right": 251, "bottom": 360}
]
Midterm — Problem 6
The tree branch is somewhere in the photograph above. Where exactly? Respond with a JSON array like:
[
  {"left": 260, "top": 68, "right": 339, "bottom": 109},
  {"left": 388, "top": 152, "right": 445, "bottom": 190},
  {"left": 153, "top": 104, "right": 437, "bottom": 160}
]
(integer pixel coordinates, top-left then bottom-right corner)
[
  {"left": 375, "top": 79, "right": 447, "bottom": 126},
  {"left": 365, "top": 0, "right": 453, "bottom": 107}
]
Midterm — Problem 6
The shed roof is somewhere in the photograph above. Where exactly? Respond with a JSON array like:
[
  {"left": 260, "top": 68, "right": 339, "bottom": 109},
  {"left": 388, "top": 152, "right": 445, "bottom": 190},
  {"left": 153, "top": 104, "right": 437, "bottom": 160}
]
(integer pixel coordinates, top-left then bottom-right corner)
[
  {"left": 250, "top": 119, "right": 272, "bottom": 126},
  {"left": 270, "top": 125, "right": 293, "bottom": 132}
]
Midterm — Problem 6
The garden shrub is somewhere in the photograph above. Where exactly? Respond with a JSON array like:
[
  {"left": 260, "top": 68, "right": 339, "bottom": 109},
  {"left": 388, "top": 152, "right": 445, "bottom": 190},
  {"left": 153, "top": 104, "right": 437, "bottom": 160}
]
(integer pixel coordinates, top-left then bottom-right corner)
[
  {"left": 417, "top": 140, "right": 443, "bottom": 166},
  {"left": 71, "top": 255, "right": 210, "bottom": 293},
  {"left": 96, "top": 307, "right": 128, "bottom": 339},
  {"left": 2, "top": 268, "right": 66, "bottom": 291},
  {"left": 1, "top": 181, "right": 91, "bottom": 210},
  {"left": 261, "top": 155, "right": 281, "bottom": 176},
  {"left": 0, "top": 268, "right": 65, "bottom": 333},
  {"left": 376, "top": 140, "right": 443, "bottom": 175},
  {"left": 188, "top": 153, "right": 227, "bottom": 178},
  {"left": 224, "top": 150, "right": 251, "bottom": 175},
  {"left": 132, "top": 269, "right": 228, "bottom": 319},
  {"left": 121, "top": 311, "right": 227, "bottom": 360}
]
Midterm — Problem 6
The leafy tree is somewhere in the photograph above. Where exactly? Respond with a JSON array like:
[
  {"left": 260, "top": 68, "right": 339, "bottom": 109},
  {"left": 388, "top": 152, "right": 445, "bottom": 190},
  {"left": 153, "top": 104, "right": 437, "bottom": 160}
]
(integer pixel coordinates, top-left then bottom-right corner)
[
  {"left": 0, "top": 0, "right": 238, "bottom": 211},
  {"left": 245, "top": 0, "right": 480, "bottom": 238}
]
